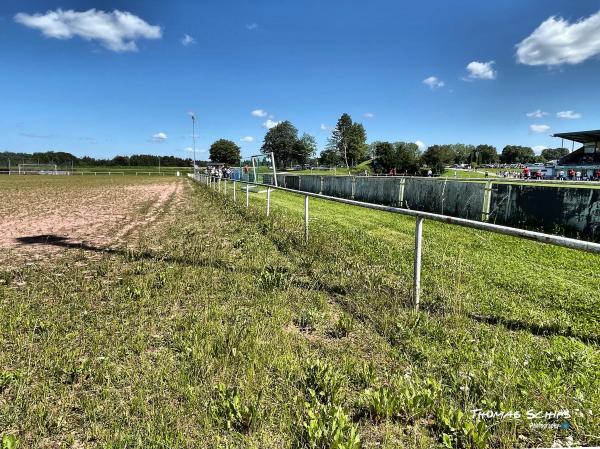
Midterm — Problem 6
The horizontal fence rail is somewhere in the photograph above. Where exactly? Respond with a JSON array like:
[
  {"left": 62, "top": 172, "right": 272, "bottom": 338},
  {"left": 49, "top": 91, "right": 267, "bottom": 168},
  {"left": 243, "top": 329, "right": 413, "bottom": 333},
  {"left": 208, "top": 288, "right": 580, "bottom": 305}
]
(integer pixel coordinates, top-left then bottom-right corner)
[
  {"left": 194, "top": 174, "right": 600, "bottom": 311},
  {"left": 264, "top": 173, "right": 600, "bottom": 242}
]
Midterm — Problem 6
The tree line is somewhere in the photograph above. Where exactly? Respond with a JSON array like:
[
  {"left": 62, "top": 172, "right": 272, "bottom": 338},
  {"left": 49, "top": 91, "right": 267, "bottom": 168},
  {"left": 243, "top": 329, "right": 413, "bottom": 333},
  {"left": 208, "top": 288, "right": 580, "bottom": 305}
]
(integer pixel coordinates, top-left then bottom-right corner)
[
  {"left": 208, "top": 113, "right": 569, "bottom": 174},
  {"left": 0, "top": 151, "right": 194, "bottom": 167}
]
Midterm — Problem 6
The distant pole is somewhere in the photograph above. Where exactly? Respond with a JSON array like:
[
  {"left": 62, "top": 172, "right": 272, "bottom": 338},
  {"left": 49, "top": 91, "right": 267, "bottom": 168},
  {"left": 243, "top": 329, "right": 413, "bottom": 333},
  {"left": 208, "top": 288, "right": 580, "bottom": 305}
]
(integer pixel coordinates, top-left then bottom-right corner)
[
  {"left": 191, "top": 113, "right": 197, "bottom": 174},
  {"left": 271, "top": 152, "right": 278, "bottom": 187},
  {"left": 158, "top": 156, "right": 161, "bottom": 173}
]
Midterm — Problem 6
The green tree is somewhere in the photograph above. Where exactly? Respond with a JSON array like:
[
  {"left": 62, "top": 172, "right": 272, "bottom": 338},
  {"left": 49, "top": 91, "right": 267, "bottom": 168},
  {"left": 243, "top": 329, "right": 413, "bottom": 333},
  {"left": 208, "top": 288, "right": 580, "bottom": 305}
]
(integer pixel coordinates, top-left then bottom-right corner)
[
  {"left": 328, "top": 113, "right": 368, "bottom": 168},
  {"left": 260, "top": 121, "right": 298, "bottom": 167},
  {"left": 209, "top": 139, "right": 241, "bottom": 165},
  {"left": 328, "top": 113, "right": 353, "bottom": 168},
  {"left": 395, "top": 141, "right": 421, "bottom": 173},
  {"left": 111, "top": 155, "right": 130, "bottom": 166},
  {"left": 450, "top": 144, "right": 475, "bottom": 165},
  {"left": 421, "top": 145, "right": 456, "bottom": 174},
  {"left": 319, "top": 148, "right": 340, "bottom": 166},
  {"left": 373, "top": 141, "right": 396, "bottom": 171},
  {"left": 373, "top": 141, "right": 421, "bottom": 173},
  {"left": 500, "top": 145, "right": 535, "bottom": 164},
  {"left": 291, "top": 133, "right": 317, "bottom": 165},
  {"left": 347, "top": 123, "right": 368, "bottom": 166},
  {"left": 472, "top": 144, "right": 498, "bottom": 164},
  {"left": 541, "top": 147, "right": 569, "bottom": 161}
]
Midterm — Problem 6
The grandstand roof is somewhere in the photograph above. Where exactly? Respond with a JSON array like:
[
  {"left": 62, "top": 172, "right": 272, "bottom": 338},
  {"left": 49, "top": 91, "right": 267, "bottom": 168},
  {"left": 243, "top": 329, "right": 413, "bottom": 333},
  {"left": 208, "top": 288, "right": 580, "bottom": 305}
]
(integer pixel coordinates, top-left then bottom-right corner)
[{"left": 553, "top": 130, "right": 600, "bottom": 144}]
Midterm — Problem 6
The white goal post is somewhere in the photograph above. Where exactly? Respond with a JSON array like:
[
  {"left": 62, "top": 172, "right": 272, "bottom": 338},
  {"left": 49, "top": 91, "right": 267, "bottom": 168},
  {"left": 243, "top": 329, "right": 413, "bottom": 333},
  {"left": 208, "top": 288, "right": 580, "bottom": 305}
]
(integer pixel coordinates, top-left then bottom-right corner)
[
  {"left": 17, "top": 163, "right": 59, "bottom": 175},
  {"left": 249, "top": 152, "right": 277, "bottom": 186}
]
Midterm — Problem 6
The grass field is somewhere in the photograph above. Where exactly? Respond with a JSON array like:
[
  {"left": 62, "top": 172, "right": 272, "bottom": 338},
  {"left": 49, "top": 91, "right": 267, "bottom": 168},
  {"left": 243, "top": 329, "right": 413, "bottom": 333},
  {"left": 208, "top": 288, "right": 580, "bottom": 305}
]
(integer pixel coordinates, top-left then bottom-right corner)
[{"left": 1, "top": 175, "right": 598, "bottom": 448}]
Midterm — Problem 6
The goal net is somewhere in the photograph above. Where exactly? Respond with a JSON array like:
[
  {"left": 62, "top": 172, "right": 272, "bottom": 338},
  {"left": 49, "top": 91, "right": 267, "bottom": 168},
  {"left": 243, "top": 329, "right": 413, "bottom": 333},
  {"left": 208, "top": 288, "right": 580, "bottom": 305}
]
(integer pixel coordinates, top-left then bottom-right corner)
[
  {"left": 17, "top": 163, "right": 61, "bottom": 175},
  {"left": 232, "top": 153, "right": 277, "bottom": 185}
]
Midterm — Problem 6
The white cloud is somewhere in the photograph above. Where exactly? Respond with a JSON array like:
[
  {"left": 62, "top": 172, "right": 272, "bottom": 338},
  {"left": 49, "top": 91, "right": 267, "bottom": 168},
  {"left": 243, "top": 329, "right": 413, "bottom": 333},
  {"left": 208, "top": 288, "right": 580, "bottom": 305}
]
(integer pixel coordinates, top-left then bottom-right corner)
[
  {"left": 263, "top": 119, "right": 281, "bottom": 129},
  {"left": 181, "top": 34, "right": 195, "bottom": 46},
  {"left": 516, "top": 10, "right": 600, "bottom": 66},
  {"left": 14, "top": 9, "right": 162, "bottom": 52},
  {"left": 556, "top": 110, "right": 582, "bottom": 119},
  {"left": 533, "top": 145, "right": 548, "bottom": 154},
  {"left": 251, "top": 109, "right": 268, "bottom": 117},
  {"left": 423, "top": 76, "right": 444, "bottom": 89},
  {"left": 240, "top": 136, "right": 254, "bottom": 142},
  {"left": 152, "top": 132, "right": 168, "bottom": 142},
  {"left": 246, "top": 23, "right": 258, "bottom": 30},
  {"left": 465, "top": 61, "right": 497, "bottom": 80},
  {"left": 184, "top": 147, "right": 193, "bottom": 153},
  {"left": 320, "top": 124, "right": 328, "bottom": 131},
  {"left": 529, "top": 124, "right": 550, "bottom": 134},
  {"left": 364, "top": 112, "right": 375, "bottom": 118},
  {"left": 526, "top": 109, "right": 548, "bottom": 118},
  {"left": 415, "top": 140, "right": 426, "bottom": 151}
]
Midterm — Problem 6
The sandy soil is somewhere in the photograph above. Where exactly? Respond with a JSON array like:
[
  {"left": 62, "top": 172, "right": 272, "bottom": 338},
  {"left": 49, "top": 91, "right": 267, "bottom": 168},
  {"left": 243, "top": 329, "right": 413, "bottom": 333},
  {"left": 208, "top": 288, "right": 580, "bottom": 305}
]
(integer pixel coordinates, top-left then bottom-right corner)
[{"left": 0, "top": 178, "right": 185, "bottom": 263}]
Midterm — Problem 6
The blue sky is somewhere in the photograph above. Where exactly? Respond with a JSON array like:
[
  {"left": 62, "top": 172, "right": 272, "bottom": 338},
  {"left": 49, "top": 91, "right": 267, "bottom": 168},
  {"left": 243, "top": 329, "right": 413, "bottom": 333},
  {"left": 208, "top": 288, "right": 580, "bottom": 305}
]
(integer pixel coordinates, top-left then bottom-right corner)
[{"left": 1, "top": 0, "right": 600, "bottom": 160}]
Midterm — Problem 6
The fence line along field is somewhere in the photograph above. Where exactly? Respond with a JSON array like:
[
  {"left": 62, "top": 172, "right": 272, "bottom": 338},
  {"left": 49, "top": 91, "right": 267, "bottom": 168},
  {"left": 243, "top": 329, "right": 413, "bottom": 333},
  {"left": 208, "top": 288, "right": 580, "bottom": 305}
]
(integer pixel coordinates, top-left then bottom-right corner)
[{"left": 0, "top": 175, "right": 598, "bottom": 449}]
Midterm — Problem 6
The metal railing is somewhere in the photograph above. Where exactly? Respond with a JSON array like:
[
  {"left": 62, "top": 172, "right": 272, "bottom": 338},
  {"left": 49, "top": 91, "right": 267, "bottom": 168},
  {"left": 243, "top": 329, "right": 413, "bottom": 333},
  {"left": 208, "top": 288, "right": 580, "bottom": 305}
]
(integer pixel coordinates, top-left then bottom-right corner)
[{"left": 194, "top": 174, "right": 600, "bottom": 311}]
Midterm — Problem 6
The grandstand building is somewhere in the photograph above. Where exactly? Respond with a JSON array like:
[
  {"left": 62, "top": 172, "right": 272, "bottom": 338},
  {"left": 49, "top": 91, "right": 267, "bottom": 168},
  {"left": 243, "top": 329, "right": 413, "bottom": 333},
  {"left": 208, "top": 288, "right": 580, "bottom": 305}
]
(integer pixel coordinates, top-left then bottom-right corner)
[{"left": 553, "top": 129, "right": 600, "bottom": 178}]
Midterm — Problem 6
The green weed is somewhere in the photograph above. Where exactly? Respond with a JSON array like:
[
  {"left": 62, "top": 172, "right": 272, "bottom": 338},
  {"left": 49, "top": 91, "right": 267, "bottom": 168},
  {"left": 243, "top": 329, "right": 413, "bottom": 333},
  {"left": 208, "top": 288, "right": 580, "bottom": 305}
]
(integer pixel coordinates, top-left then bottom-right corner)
[{"left": 211, "top": 383, "right": 263, "bottom": 433}]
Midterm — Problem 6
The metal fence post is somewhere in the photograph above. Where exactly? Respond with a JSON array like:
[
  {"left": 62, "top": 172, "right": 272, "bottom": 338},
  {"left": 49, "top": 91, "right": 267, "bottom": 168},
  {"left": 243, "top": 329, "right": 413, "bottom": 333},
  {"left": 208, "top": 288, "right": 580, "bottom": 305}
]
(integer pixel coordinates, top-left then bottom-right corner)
[
  {"left": 246, "top": 185, "right": 250, "bottom": 208},
  {"left": 267, "top": 188, "right": 271, "bottom": 216},
  {"left": 233, "top": 181, "right": 237, "bottom": 201},
  {"left": 481, "top": 180, "right": 493, "bottom": 221},
  {"left": 399, "top": 177, "right": 406, "bottom": 207},
  {"left": 218, "top": 178, "right": 221, "bottom": 192},
  {"left": 304, "top": 195, "right": 309, "bottom": 243},
  {"left": 224, "top": 179, "right": 227, "bottom": 195},
  {"left": 413, "top": 216, "right": 424, "bottom": 310}
]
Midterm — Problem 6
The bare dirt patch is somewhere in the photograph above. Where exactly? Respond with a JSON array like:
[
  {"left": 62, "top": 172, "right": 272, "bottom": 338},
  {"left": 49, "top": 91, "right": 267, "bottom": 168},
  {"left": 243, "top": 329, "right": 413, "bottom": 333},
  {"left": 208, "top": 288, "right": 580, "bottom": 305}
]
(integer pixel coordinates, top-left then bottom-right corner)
[{"left": 0, "top": 176, "right": 186, "bottom": 263}]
